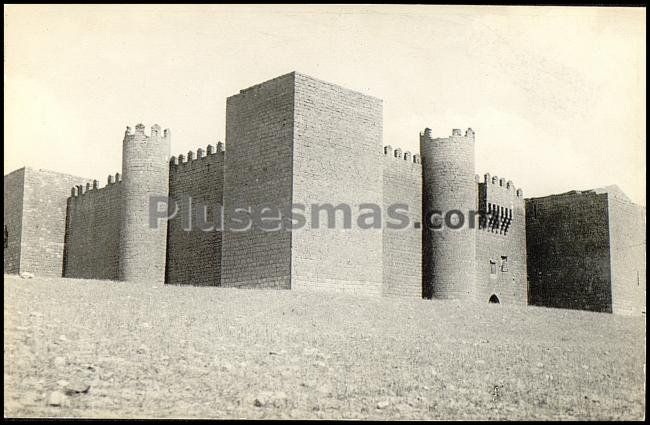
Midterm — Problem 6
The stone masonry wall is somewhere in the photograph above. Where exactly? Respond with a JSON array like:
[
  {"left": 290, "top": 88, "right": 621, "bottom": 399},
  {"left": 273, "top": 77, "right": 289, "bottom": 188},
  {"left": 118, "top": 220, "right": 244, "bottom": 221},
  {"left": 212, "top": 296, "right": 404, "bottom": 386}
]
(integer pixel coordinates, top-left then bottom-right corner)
[
  {"left": 420, "top": 128, "right": 477, "bottom": 299},
  {"left": 381, "top": 146, "right": 422, "bottom": 298},
  {"left": 607, "top": 189, "right": 646, "bottom": 316},
  {"left": 475, "top": 174, "right": 527, "bottom": 305},
  {"left": 3, "top": 167, "right": 25, "bottom": 274},
  {"left": 19, "top": 168, "right": 89, "bottom": 277},
  {"left": 526, "top": 191, "right": 612, "bottom": 312},
  {"left": 119, "top": 124, "right": 170, "bottom": 283},
  {"left": 166, "top": 144, "right": 225, "bottom": 286},
  {"left": 220, "top": 73, "right": 295, "bottom": 289},
  {"left": 291, "top": 72, "right": 384, "bottom": 296},
  {"left": 63, "top": 176, "right": 122, "bottom": 280}
]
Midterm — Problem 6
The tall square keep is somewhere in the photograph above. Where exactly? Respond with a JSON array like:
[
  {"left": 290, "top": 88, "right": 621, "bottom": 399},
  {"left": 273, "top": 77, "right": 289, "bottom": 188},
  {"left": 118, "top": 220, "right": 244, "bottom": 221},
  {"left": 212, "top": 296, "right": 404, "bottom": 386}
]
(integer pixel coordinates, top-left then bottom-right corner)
[{"left": 220, "top": 72, "right": 384, "bottom": 295}]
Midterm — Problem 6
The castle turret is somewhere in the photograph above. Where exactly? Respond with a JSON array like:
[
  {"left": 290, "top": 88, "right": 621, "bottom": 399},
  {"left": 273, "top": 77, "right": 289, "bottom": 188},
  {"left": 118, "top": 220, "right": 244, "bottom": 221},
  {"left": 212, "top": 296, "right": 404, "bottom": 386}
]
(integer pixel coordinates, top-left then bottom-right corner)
[
  {"left": 118, "top": 123, "right": 170, "bottom": 283},
  {"left": 420, "top": 128, "right": 477, "bottom": 299}
]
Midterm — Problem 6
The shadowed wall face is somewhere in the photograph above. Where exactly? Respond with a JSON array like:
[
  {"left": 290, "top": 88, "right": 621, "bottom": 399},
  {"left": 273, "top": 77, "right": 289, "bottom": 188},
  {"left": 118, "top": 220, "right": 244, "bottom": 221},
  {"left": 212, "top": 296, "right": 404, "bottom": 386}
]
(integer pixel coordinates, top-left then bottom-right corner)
[
  {"left": 526, "top": 192, "right": 612, "bottom": 312},
  {"left": 220, "top": 73, "right": 295, "bottom": 289},
  {"left": 4, "top": 168, "right": 25, "bottom": 274},
  {"left": 63, "top": 178, "right": 121, "bottom": 280},
  {"left": 166, "top": 146, "right": 225, "bottom": 286}
]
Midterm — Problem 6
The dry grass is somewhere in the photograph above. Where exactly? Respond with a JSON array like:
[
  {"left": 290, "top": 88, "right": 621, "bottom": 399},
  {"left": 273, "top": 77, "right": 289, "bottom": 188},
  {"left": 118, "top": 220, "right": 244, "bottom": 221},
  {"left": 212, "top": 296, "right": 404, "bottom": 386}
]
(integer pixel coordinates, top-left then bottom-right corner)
[{"left": 3, "top": 274, "right": 646, "bottom": 419}]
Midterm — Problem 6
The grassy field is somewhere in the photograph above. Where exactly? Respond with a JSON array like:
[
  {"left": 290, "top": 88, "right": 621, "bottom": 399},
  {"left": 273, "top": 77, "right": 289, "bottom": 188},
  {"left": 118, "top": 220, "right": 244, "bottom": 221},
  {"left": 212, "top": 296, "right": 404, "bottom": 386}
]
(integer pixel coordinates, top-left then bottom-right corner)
[{"left": 3, "top": 274, "right": 646, "bottom": 419}]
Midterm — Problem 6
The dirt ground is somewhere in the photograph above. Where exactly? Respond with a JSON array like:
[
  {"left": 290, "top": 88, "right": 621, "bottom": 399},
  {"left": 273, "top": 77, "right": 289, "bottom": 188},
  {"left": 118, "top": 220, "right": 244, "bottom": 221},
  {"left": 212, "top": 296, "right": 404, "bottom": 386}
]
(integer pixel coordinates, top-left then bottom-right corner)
[{"left": 3, "top": 274, "right": 646, "bottom": 419}]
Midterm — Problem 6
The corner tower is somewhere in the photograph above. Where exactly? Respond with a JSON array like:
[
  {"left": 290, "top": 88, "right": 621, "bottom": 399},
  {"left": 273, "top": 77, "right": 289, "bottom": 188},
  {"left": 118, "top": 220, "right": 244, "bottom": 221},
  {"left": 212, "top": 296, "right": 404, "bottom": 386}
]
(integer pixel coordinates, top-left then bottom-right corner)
[
  {"left": 420, "top": 128, "right": 477, "bottom": 299},
  {"left": 118, "top": 123, "right": 170, "bottom": 283}
]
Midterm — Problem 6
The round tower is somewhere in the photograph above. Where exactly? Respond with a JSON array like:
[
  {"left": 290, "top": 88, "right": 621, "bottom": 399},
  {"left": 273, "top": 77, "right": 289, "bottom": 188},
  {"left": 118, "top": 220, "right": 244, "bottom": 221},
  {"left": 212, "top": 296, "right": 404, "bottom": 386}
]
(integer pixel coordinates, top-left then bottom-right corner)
[
  {"left": 420, "top": 128, "right": 477, "bottom": 299},
  {"left": 118, "top": 123, "right": 171, "bottom": 283}
]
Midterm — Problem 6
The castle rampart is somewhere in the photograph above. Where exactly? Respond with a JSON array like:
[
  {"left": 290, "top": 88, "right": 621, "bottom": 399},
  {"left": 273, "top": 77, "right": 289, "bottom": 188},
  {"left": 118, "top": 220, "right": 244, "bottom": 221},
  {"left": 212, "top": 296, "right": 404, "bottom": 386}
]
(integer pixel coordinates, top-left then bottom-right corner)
[
  {"left": 166, "top": 143, "right": 226, "bottom": 286},
  {"left": 475, "top": 173, "right": 527, "bottom": 305},
  {"left": 381, "top": 145, "right": 422, "bottom": 298},
  {"left": 63, "top": 174, "right": 122, "bottom": 280},
  {"left": 3, "top": 72, "right": 643, "bottom": 316}
]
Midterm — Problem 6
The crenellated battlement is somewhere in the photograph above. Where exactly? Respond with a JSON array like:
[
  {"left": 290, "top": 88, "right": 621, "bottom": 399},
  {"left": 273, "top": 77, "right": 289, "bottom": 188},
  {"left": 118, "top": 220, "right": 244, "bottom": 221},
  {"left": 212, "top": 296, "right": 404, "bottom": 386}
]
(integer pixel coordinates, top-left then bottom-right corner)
[
  {"left": 420, "top": 127, "right": 475, "bottom": 143},
  {"left": 170, "top": 142, "right": 226, "bottom": 168},
  {"left": 383, "top": 145, "right": 421, "bottom": 165},
  {"left": 478, "top": 171, "right": 526, "bottom": 235},
  {"left": 123, "top": 123, "right": 171, "bottom": 142},
  {"left": 481, "top": 172, "right": 525, "bottom": 199},
  {"left": 70, "top": 172, "right": 122, "bottom": 198}
]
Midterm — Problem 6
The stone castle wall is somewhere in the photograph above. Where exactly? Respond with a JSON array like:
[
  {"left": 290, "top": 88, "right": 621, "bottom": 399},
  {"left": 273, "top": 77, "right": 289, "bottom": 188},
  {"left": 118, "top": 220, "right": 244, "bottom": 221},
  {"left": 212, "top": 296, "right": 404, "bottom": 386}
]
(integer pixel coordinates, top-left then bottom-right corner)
[
  {"left": 63, "top": 176, "right": 122, "bottom": 280},
  {"left": 475, "top": 174, "right": 527, "bottom": 305},
  {"left": 3, "top": 72, "right": 644, "bottom": 316},
  {"left": 3, "top": 168, "right": 88, "bottom": 277},
  {"left": 607, "top": 191, "right": 646, "bottom": 316},
  {"left": 220, "top": 73, "right": 295, "bottom": 289},
  {"left": 3, "top": 168, "right": 25, "bottom": 274},
  {"left": 119, "top": 124, "right": 171, "bottom": 283},
  {"left": 420, "top": 128, "right": 477, "bottom": 299},
  {"left": 381, "top": 146, "right": 422, "bottom": 298},
  {"left": 526, "top": 191, "right": 613, "bottom": 312},
  {"left": 166, "top": 144, "right": 225, "bottom": 286},
  {"left": 290, "top": 72, "right": 384, "bottom": 296}
]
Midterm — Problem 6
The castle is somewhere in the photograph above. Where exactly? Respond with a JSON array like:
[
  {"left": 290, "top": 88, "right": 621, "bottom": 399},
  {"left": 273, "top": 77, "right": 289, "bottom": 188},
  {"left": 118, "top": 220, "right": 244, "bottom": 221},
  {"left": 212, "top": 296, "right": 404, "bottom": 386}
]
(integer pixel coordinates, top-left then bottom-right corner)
[{"left": 3, "top": 72, "right": 646, "bottom": 316}]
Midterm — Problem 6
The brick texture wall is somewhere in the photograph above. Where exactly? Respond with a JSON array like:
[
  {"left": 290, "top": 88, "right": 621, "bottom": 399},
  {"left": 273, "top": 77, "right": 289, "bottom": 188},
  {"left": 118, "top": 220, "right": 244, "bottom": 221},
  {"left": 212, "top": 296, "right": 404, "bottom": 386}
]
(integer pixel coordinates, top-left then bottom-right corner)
[
  {"left": 526, "top": 191, "right": 612, "bottom": 312},
  {"left": 119, "top": 124, "right": 170, "bottom": 283},
  {"left": 291, "top": 73, "right": 384, "bottom": 296},
  {"left": 166, "top": 145, "right": 225, "bottom": 286},
  {"left": 420, "top": 128, "right": 477, "bottom": 299},
  {"left": 63, "top": 177, "right": 121, "bottom": 279},
  {"left": 475, "top": 174, "right": 527, "bottom": 305},
  {"left": 18, "top": 168, "right": 89, "bottom": 277},
  {"left": 220, "top": 73, "right": 295, "bottom": 289},
  {"left": 3, "top": 168, "right": 25, "bottom": 274},
  {"left": 607, "top": 188, "right": 646, "bottom": 316},
  {"left": 381, "top": 146, "right": 422, "bottom": 298}
]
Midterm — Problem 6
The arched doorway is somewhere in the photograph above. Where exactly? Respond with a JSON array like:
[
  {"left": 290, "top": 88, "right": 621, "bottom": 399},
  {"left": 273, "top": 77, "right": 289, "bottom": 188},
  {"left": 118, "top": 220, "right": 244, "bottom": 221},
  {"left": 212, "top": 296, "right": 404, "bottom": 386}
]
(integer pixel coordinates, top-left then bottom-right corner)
[{"left": 489, "top": 294, "right": 500, "bottom": 304}]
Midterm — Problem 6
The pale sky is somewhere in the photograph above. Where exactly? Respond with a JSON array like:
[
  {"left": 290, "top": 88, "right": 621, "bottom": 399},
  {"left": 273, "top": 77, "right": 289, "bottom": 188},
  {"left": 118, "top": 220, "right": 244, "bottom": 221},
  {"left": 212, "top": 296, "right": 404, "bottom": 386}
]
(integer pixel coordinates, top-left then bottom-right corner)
[{"left": 4, "top": 5, "right": 646, "bottom": 205}]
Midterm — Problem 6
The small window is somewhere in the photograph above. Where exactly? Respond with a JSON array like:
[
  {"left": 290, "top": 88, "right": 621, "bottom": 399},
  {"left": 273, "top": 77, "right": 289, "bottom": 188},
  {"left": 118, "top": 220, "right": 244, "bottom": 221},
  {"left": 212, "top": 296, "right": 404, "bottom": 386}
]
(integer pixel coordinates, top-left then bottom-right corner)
[
  {"left": 500, "top": 256, "right": 508, "bottom": 272},
  {"left": 490, "top": 260, "right": 497, "bottom": 275}
]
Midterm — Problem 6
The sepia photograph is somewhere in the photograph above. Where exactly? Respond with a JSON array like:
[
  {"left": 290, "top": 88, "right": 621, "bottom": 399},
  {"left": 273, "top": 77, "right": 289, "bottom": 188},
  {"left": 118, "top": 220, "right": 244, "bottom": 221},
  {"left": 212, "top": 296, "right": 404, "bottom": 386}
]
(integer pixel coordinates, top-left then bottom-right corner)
[{"left": 3, "top": 4, "right": 646, "bottom": 420}]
